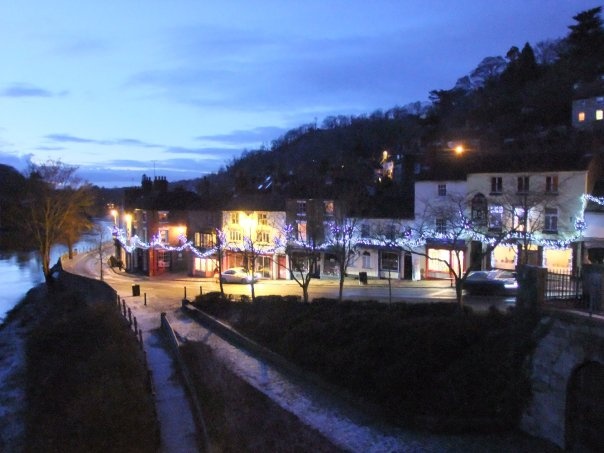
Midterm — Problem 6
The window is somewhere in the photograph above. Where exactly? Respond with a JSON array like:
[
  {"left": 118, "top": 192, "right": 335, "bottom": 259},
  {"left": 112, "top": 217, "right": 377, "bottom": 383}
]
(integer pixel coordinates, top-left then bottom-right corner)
[
  {"left": 230, "top": 212, "right": 240, "bottom": 224},
  {"left": 157, "top": 251, "right": 170, "bottom": 268},
  {"left": 544, "top": 208, "right": 558, "bottom": 233},
  {"left": 490, "top": 177, "right": 502, "bottom": 194},
  {"left": 517, "top": 176, "right": 529, "bottom": 193},
  {"left": 578, "top": 111, "right": 586, "bottom": 122},
  {"left": 489, "top": 205, "right": 503, "bottom": 231},
  {"left": 159, "top": 229, "right": 168, "bottom": 243},
  {"left": 324, "top": 201, "right": 334, "bottom": 216},
  {"left": 380, "top": 251, "right": 399, "bottom": 272},
  {"left": 514, "top": 207, "right": 527, "bottom": 231},
  {"left": 435, "top": 218, "right": 446, "bottom": 234},
  {"left": 229, "top": 230, "right": 242, "bottom": 241},
  {"left": 597, "top": 110, "right": 604, "bottom": 121},
  {"left": 296, "top": 221, "right": 307, "bottom": 242},
  {"left": 471, "top": 193, "right": 487, "bottom": 224},
  {"left": 362, "top": 251, "right": 371, "bottom": 269},
  {"left": 545, "top": 175, "right": 558, "bottom": 194},
  {"left": 258, "top": 212, "right": 268, "bottom": 226},
  {"left": 158, "top": 211, "right": 168, "bottom": 223},
  {"left": 437, "top": 184, "right": 447, "bottom": 196},
  {"left": 195, "top": 232, "right": 214, "bottom": 248},
  {"left": 296, "top": 200, "right": 307, "bottom": 217},
  {"left": 256, "top": 231, "right": 270, "bottom": 243},
  {"left": 361, "top": 224, "right": 370, "bottom": 238}
]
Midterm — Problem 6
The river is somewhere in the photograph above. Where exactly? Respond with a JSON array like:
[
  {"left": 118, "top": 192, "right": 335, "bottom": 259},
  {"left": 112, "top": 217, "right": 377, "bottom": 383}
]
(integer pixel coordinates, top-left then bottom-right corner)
[{"left": 0, "top": 220, "right": 113, "bottom": 323}]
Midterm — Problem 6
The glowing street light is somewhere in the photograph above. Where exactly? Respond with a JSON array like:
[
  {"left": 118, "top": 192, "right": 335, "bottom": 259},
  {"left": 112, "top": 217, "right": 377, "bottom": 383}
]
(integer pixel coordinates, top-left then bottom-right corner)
[
  {"left": 110, "top": 209, "right": 118, "bottom": 225},
  {"left": 454, "top": 145, "right": 464, "bottom": 155}
]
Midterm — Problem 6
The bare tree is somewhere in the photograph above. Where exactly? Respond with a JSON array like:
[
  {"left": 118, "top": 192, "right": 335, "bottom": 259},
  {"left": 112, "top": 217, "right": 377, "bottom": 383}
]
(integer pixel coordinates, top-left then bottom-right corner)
[{"left": 21, "top": 161, "right": 94, "bottom": 283}]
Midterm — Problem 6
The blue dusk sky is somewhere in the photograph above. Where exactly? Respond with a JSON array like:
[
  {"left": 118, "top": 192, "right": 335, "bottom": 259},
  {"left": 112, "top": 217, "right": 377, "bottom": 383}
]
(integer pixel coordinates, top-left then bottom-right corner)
[{"left": 0, "top": 1, "right": 601, "bottom": 187}]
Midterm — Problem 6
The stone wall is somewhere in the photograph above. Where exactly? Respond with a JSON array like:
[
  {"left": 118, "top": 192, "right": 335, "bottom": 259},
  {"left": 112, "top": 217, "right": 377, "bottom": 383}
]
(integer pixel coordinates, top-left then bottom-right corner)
[{"left": 521, "top": 311, "right": 604, "bottom": 448}]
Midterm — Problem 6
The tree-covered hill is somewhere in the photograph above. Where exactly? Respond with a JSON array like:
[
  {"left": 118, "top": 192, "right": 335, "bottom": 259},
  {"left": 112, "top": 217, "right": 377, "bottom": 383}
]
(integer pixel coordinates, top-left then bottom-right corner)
[{"left": 191, "top": 7, "right": 604, "bottom": 215}]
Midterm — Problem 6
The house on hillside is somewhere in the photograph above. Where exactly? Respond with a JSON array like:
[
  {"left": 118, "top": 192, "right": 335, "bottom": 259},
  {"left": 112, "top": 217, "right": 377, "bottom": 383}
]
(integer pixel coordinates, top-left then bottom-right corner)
[{"left": 572, "top": 77, "right": 604, "bottom": 129}]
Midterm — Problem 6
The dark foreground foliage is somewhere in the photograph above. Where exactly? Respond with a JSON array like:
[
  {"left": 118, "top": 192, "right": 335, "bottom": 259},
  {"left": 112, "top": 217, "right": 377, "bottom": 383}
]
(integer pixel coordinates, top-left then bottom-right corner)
[
  {"left": 194, "top": 293, "right": 537, "bottom": 431},
  {"left": 181, "top": 341, "right": 343, "bottom": 452},
  {"left": 25, "top": 286, "right": 158, "bottom": 452}
]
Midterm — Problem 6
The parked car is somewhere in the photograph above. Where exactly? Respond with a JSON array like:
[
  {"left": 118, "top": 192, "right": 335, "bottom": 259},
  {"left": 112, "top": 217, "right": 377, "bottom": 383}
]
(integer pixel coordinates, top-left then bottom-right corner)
[
  {"left": 216, "top": 267, "right": 259, "bottom": 284},
  {"left": 462, "top": 270, "right": 518, "bottom": 296}
]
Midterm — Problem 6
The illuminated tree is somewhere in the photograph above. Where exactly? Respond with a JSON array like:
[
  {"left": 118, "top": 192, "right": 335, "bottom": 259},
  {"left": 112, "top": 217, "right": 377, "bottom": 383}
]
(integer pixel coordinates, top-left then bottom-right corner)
[
  {"left": 324, "top": 216, "right": 360, "bottom": 302},
  {"left": 275, "top": 224, "right": 320, "bottom": 304}
]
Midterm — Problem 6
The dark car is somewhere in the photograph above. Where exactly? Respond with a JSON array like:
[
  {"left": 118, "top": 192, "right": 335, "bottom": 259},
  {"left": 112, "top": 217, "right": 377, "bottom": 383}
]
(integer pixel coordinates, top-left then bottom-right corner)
[{"left": 462, "top": 270, "right": 518, "bottom": 296}]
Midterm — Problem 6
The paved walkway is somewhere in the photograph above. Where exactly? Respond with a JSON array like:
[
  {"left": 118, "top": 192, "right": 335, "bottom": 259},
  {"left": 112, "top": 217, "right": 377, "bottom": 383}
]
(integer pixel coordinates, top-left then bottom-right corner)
[{"left": 64, "top": 251, "right": 201, "bottom": 453}]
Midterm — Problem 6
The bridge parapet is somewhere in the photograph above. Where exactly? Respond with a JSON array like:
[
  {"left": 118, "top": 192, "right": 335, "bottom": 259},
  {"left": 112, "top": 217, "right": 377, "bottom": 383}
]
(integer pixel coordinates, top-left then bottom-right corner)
[{"left": 521, "top": 310, "right": 604, "bottom": 449}]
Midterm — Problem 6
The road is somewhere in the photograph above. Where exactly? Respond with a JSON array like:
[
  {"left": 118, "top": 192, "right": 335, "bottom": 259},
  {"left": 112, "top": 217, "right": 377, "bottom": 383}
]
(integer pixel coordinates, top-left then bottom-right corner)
[{"left": 71, "top": 247, "right": 515, "bottom": 314}]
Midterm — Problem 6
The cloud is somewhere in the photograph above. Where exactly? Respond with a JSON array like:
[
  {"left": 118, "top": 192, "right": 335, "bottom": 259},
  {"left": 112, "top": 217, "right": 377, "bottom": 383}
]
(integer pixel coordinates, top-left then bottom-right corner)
[
  {"left": 195, "top": 126, "right": 287, "bottom": 147},
  {"left": 1, "top": 83, "right": 61, "bottom": 98},
  {"left": 45, "top": 133, "right": 162, "bottom": 148}
]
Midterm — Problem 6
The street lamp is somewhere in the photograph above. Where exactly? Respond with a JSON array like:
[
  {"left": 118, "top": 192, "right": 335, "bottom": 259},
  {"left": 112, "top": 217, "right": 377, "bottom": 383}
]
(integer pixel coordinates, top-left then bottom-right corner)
[{"left": 110, "top": 209, "right": 118, "bottom": 225}]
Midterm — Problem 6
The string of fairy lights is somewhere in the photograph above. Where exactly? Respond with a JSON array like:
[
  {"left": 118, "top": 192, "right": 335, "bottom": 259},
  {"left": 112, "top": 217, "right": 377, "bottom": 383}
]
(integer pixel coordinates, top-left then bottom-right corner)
[{"left": 111, "top": 194, "right": 604, "bottom": 256}]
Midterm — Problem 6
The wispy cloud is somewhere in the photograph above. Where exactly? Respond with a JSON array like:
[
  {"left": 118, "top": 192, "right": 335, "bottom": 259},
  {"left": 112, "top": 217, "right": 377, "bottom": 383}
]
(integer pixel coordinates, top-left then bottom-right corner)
[
  {"left": 196, "top": 126, "right": 286, "bottom": 147},
  {"left": 45, "top": 133, "right": 162, "bottom": 148},
  {"left": 1, "top": 83, "right": 63, "bottom": 98}
]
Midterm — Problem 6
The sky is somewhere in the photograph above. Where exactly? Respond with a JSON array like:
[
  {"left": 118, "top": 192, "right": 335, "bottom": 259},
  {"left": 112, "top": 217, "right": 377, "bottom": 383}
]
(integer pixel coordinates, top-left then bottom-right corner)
[{"left": 0, "top": 1, "right": 602, "bottom": 188}]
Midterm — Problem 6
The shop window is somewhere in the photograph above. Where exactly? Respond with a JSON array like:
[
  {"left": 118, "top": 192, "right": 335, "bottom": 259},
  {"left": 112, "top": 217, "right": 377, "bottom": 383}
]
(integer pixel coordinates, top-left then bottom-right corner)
[
  {"left": 381, "top": 251, "right": 399, "bottom": 272},
  {"left": 597, "top": 109, "right": 604, "bottom": 121}
]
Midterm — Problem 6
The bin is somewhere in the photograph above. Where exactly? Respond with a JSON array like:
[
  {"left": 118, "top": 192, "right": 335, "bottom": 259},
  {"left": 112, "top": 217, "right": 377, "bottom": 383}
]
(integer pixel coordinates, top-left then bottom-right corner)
[
  {"left": 132, "top": 284, "right": 140, "bottom": 297},
  {"left": 359, "top": 272, "right": 368, "bottom": 285}
]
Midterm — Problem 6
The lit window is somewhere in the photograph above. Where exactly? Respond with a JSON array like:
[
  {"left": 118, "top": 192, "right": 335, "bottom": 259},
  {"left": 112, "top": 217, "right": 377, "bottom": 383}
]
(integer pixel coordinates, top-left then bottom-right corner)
[
  {"left": 578, "top": 112, "right": 586, "bottom": 122},
  {"left": 256, "top": 231, "right": 270, "bottom": 243},
  {"left": 514, "top": 207, "right": 527, "bottom": 231},
  {"left": 229, "top": 230, "right": 242, "bottom": 241},
  {"left": 489, "top": 205, "right": 503, "bottom": 231},
  {"left": 324, "top": 201, "right": 334, "bottom": 215},
  {"left": 435, "top": 218, "right": 446, "bottom": 234},
  {"left": 158, "top": 211, "right": 168, "bottom": 223},
  {"left": 159, "top": 229, "right": 169, "bottom": 243},
  {"left": 437, "top": 184, "right": 447, "bottom": 196},
  {"left": 230, "top": 212, "right": 239, "bottom": 224},
  {"left": 258, "top": 212, "right": 268, "bottom": 226},
  {"left": 597, "top": 110, "right": 604, "bottom": 120}
]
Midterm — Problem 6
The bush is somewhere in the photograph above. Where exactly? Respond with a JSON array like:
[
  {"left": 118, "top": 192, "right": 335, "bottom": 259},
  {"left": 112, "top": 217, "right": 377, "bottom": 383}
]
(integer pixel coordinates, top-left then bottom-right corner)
[{"left": 193, "top": 295, "right": 534, "bottom": 429}]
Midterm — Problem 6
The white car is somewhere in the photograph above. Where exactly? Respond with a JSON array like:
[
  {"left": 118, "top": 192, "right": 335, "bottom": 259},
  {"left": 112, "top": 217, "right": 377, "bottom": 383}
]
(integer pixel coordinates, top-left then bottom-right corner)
[{"left": 217, "top": 267, "right": 259, "bottom": 284}]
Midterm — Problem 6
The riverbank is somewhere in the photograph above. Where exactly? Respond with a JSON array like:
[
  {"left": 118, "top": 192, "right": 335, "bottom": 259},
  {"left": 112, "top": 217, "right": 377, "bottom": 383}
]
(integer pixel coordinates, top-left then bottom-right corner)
[
  {"left": 0, "top": 268, "right": 158, "bottom": 451},
  {"left": 0, "top": 284, "right": 47, "bottom": 451}
]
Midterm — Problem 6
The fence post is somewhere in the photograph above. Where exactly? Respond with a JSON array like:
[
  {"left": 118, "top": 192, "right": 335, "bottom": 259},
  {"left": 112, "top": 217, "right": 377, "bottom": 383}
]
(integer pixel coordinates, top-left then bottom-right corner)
[
  {"left": 144, "top": 292, "right": 147, "bottom": 306},
  {"left": 122, "top": 299, "right": 126, "bottom": 317},
  {"left": 200, "top": 286, "right": 202, "bottom": 296},
  {"left": 128, "top": 307, "right": 132, "bottom": 326},
  {"left": 139, "top": 330, "right": 144, "bottom": 348},
  {"left": 184, "top": 286, "right": 187, "bottom": 299},
  {"left": 133, "top": 316, "right": 138, "bottom": 334}
]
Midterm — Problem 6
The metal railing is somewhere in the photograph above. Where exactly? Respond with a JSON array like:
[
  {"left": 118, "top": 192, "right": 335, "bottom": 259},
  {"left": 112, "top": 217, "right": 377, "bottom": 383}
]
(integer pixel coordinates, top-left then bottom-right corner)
[{"left": 545, "top": 270, "right": 583, "bottom": 308}]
